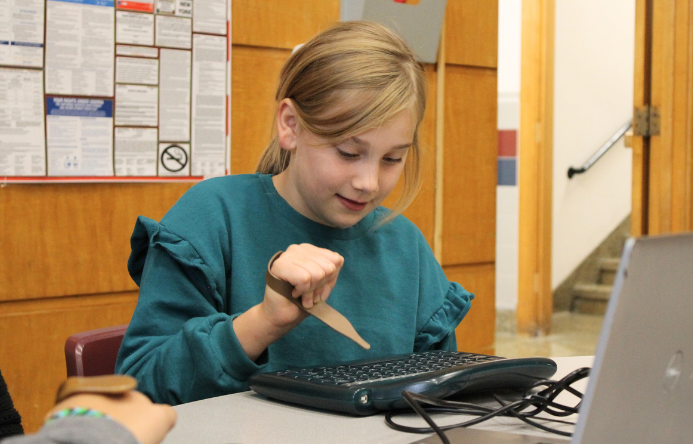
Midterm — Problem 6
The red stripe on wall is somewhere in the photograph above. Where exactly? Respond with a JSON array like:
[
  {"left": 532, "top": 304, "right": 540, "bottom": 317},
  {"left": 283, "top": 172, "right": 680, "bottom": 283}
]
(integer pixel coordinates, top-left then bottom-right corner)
[{"left": 498, "top": 130, "right": 517, "bottom": 157}]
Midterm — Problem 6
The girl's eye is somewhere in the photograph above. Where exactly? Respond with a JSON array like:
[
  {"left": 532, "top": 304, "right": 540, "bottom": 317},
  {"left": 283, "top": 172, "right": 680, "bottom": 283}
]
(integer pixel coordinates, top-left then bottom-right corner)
[
  {"left": 337, "top": 148, "right": 359, "bottom": 159},
  {"left": 383, "top": 157, "right": 403, "bottom": 164}
]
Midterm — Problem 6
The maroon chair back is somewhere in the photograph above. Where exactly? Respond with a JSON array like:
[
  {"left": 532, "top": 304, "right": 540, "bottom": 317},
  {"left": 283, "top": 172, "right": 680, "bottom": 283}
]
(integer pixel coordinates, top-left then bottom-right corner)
[{"left": 64, "top": 324, "right": 129, "bottom": 377}]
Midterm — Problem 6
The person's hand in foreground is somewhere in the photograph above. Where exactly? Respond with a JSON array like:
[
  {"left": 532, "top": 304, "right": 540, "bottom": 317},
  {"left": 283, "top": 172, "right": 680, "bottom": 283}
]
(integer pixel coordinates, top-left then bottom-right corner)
[{"left": 46, "top": 391, "right": 177, "bottom": 444}]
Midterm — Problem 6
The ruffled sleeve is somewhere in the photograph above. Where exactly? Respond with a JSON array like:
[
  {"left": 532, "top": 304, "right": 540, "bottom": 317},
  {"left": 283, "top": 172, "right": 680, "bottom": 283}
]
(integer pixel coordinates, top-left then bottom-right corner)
[
  {"left": 128, "top": 215, "right": 222, "bottom": 309},
  {"left": 415, "top": 281, "right": 473, "bottom": 351},
  {"left": 409, "top": 226, "right": 474, "bottom": 352},
  {"left": 116, "top": 216, "right": 268, "bottom": 405}
]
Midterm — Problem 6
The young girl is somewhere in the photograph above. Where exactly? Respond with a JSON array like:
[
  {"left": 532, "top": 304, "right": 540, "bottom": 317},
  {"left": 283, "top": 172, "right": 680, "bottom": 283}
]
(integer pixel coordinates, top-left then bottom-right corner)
[{"left": 115, "top": 21, "right": 473, "bottom": 405}]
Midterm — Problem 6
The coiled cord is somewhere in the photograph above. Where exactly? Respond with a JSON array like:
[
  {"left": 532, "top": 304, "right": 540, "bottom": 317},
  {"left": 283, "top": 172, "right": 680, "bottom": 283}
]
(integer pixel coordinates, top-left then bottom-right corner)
[{"left": 385, "top": 367, "right": 591, "bottom": 444}]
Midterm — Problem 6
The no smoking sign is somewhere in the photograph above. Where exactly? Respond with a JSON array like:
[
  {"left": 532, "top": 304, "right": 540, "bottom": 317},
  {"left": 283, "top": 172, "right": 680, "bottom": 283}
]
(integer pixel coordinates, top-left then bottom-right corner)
[{"left": 158, "top": 143, "right": 190, "bottom": 176}]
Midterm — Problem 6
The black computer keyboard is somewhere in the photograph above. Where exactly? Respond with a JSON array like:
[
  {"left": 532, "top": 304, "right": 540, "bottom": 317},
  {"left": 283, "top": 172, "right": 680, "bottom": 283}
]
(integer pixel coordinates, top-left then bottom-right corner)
[{"left": 249, "top": 350, "right": 557, "bottom": 415}]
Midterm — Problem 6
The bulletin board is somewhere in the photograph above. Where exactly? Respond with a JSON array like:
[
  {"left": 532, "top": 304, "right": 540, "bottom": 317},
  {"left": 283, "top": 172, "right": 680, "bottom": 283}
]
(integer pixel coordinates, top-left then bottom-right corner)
[{"left": 0, "top": 0, "right": 231, "bottom": 183}]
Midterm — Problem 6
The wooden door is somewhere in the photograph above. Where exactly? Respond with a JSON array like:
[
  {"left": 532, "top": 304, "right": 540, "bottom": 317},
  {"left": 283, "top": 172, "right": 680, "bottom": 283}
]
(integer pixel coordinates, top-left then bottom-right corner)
[
  {"left": 517, "top": 0, "right": 555, "bottom": 335},
  {"left": 631, "top": 0, "right": 693, "bottom": 235}
]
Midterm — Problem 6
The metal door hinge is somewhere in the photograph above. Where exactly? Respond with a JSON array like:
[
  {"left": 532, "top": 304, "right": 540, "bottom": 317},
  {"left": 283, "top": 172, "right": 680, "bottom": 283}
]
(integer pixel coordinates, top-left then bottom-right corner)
[{"left": 633, "top": 105, "right": 660, "bottom": 137}]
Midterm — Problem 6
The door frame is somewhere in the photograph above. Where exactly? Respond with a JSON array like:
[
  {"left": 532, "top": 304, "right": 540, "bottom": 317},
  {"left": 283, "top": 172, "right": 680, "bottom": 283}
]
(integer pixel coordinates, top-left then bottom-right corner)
[
  {"left": 517, "top": 0, "right": 555, "bottom": 336},
  {"left": 637, "top": 0, "right": 693, "bottom": 234}
]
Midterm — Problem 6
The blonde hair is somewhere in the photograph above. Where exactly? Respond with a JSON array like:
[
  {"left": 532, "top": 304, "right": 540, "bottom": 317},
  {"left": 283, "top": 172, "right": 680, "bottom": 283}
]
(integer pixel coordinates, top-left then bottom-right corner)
[{"left": 256, "top": 21, "right": 427, "bottom": 225}]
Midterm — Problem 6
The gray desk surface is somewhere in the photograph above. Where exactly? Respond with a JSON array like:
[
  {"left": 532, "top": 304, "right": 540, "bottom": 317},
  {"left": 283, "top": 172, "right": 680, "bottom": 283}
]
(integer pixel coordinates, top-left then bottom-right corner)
[{"left": 163, "top": 356, "right": 593, "bottom": 444}]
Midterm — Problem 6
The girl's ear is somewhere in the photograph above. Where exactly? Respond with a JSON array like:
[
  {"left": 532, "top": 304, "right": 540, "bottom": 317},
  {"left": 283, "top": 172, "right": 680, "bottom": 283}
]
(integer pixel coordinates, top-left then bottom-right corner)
[{"left": 277, "top": 99, "right": 299, "bottom": 151}]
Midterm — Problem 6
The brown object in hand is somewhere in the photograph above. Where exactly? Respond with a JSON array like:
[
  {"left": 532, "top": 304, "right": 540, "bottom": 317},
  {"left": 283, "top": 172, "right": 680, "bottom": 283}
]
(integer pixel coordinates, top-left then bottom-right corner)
[
  {"left": 265, "top": 252, "right": 371, "bottom": 350},
  {"left": 55, "top": 375, "right": 138, "bottom": 404}
]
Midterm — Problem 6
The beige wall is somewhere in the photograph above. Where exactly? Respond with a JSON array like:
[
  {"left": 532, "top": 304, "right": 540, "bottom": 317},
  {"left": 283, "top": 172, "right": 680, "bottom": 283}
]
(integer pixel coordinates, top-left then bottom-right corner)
[{"left": 552, "top": 0, "right": 635, "bottom": 288}]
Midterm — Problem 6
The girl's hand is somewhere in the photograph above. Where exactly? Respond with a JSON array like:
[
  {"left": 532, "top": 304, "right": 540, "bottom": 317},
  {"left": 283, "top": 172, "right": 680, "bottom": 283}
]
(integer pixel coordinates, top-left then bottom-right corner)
[
  {"left": 232, "top": 244, "right": 343, "bottom": 361},
  {"left": 261, "top": 244, "right": 344, "bottom": 329}
]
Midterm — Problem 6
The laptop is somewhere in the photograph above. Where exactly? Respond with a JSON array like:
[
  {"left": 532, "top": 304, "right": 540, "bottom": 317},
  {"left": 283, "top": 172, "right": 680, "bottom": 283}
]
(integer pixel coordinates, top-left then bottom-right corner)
[{"left": 410, "top": 232, "right": 693, "bottom": 443}]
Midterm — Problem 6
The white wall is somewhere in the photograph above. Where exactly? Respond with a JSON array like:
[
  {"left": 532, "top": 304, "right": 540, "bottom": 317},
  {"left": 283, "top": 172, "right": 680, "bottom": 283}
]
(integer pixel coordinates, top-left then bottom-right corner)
[
  {"left": 497, "top": 0, "right": 635, "bottom": 309},
  {"left": 497, "top": 0, "right": 521, "bottom": 96},
  {"left": 552, "top": 0, "right": 635, "bottom": 288},
  {"left": 496, "top": 0, "right": 522, "bottom": 310}
]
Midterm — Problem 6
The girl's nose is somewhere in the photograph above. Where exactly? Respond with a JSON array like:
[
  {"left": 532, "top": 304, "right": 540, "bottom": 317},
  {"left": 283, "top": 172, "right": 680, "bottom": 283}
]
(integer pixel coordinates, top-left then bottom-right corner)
[{"left": 351, "top": 161, "right": 379, "bottom": 194}]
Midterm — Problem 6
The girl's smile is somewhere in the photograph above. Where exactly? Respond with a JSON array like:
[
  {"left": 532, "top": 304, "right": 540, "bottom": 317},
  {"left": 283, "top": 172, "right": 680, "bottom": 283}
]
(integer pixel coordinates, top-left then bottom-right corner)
[{"left": 336, "top": 195, "right": 368, "bottom": 212}]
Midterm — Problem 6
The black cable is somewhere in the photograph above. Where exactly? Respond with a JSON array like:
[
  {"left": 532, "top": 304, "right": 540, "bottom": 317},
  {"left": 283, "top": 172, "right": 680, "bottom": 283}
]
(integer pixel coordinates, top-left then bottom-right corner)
[
  {"left": 392, "top": 393, "right": 575, "bottom": 436},
  {"left": 386, "top": 367, "right": 590, "bottom": 439},
  {"left": 402, "top": 391, "right": 451, "bottom": 444}
]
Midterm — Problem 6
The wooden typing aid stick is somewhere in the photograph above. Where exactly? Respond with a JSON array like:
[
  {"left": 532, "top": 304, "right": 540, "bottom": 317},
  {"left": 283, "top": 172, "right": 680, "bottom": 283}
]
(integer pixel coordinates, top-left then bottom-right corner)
[{"left": 264, "top": 252, "right": 371, "bottom": 350}]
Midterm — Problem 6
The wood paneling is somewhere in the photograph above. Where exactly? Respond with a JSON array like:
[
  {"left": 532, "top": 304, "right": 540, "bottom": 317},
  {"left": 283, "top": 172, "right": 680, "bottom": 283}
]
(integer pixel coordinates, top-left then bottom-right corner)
[
  {"left": 445, "top": 0, "right": 498, "bottom": 68},
  {"left": 648, "top": 0, "right": 675, "bottom": 234},
  {"left": 442, "top": 66, "right": 497, "bottom": 266},
  {"left": 434, "top": 23, "right": 447, "bottom": 262},
  {"left": 383, "top": 65, "right": 438, "bottom": 246},
  {"left": 0, "top": 183, "right": 193, "bottom": 301},
  {"left": 518, "top": 0, "right": 554, "bottom": 336},
  {"left": 231, "top": 45, "right": 290, "bottom": 174},
  {"left": 0, "top": 293, "right": 138, "bottom": 432},
  {"left": 630, "top": 0, "right": 651, "bottom": 236},
  {"left": 0, "top": 182, "right": 190, "bottom": 430},
  {"left": 447, "top": 263, "right": 496, "bottom": 354},
  {"left": 668, "top": 0, "right": 692, "bottom": 232},
  {"left": 232, "top": 0, "right": 339, "bottom": 49},
  {"left": 647, "top": 0, "right": 693, "bottom": 234}
]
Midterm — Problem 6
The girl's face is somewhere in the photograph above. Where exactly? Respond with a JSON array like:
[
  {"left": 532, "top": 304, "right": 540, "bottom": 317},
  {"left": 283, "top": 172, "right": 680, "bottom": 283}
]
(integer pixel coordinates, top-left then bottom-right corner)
[{"left": 274, "top": 108, "right": 416, "bottom": 228}]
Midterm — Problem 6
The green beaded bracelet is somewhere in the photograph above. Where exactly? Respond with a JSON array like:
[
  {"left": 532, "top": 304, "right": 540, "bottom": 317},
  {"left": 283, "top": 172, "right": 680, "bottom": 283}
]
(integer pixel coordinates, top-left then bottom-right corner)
[{"left": 45, "top": 407, "right": 109, "bottom": 424}]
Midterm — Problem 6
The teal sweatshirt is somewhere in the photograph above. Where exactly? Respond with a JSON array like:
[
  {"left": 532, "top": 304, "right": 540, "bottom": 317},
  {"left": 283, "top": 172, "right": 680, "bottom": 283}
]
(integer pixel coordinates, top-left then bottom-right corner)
[{"left": 115, "top": 173, "right": 473, "bottom": 405}]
